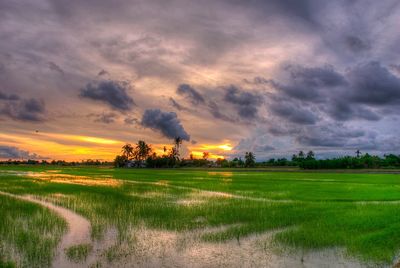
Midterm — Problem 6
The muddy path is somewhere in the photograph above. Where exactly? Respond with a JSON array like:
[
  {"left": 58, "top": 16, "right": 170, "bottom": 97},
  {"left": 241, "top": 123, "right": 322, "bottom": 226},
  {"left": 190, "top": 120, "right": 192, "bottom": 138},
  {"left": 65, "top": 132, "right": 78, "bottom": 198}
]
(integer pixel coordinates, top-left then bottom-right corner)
[{"left": 0, "top": 191, "right": 91, "bottom": 268}]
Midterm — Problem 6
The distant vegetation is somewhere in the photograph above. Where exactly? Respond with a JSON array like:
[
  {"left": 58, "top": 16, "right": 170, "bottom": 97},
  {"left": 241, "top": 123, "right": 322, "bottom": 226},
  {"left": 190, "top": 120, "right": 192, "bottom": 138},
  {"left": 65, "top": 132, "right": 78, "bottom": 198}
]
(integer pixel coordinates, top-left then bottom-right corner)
[
  {"left": 113, "top": 138, "right": 400, "bottom": 169},
  {"left": 114, "top": 137, "right": 257, "bottom": 168},
  {"left": 1, "top": 138, "right": 400, "bottom": 169},
  {"left": 297, "top": 152, "right": 400, "bottom": 169}
]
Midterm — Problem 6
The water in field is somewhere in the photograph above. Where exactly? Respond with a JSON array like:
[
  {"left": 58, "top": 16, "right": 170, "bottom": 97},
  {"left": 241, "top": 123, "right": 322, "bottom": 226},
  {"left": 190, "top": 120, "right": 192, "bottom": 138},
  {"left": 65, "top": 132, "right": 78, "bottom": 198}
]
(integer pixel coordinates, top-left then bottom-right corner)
[{"left": 0, "top": 167, "right": 398, "bottom": 267}]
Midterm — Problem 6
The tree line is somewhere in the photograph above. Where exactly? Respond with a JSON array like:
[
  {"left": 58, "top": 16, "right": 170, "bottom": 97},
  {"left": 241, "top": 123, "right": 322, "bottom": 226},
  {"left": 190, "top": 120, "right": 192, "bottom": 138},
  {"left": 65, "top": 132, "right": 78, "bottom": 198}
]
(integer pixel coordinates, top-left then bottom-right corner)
[
  {"left": 115, "top": 143, "right": 400, "bottom": 169},
  {"left": 2, "top": 143, "right": 400, "bottom": 169},
  {"left": 114, "top": 138, "right": 256, "bottom": 168},
  {"left": 292, "top": 151, "right": 400, "bottom": 169}
]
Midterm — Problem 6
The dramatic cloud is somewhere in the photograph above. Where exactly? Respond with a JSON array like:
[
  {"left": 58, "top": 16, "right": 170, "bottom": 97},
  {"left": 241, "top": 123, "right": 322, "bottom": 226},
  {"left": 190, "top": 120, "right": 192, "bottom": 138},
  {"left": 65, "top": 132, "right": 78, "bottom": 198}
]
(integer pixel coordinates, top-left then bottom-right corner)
[
  {"left": 224, "top": 86, "right": 263, "bottom": 119},
  {"left": 327, "top": 100, "right": 381, "bottom": 122},
  {"left": 176, "top": 84, "right": 205, "bottom": 105},
  {"left": 269, "top": 101, "right": 318, "bottom": 125},
  {"left": 346, "top": 61, "right": 400, "bottom": 105},
  {"left": 0, "top": 145, "right": 46, "bottom": 160},
  {"left": 295, "top": 124, "right": 367, "bottom": 148},
  {"left": 141, "top": 109, "right": 190, "bottom": 141},
  {"left": 269, "top": 65, "right": 347, "bottom": 101},
  {"left": 0, "top": 97, "right": 46, "bottom": 122},
  {"left": 207, "top": 101, "right": 235, "bottom": 123},
  {"left": 1, "top": 0, "right": 400, "bottom": 159},
  {"left": 80, "top": 80, "right": 135, "bottom": 111},
  {"left": 263, "top": 60, "right": 400, "bottom": 125}
]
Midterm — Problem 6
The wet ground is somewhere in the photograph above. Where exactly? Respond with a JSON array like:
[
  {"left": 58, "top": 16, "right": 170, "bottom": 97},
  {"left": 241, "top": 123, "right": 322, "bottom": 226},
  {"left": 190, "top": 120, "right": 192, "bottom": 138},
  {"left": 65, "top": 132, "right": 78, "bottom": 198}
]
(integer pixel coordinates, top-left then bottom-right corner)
[{"left": 0, "top": 168, "right": 398, "bottom": 267}]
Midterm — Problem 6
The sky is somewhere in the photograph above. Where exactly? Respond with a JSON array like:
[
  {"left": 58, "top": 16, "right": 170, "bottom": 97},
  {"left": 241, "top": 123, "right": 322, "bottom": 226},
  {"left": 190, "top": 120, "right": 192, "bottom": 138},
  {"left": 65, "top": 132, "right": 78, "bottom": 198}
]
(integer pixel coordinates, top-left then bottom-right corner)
[{"left": 1, "top": 0, "right": 400, "bottom": 161}]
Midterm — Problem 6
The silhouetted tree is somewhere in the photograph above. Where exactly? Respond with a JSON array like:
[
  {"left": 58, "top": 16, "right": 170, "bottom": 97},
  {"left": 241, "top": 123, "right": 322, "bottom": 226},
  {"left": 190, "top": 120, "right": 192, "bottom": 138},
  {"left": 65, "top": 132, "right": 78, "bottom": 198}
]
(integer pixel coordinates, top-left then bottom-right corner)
[
  {"left": 306, "top": 151, "right": 315, "bottom": 160},
  {"left": 203, "top": 152, "right": 210, "bottom": 160},
  {"left": 114, "top": 155, "right": 128, "bottom": 167},
  {"left": 121, "top": 143, "right": 134, "bottom": 159},
  {"left": 134, "top": 140, "right": 152, "bottom": 166},
  {"left": 244, "top": 152, "right": 256, "bottom": 167},
  {"left": 173, "top": 137, "right": 183, "bottom": 159}
]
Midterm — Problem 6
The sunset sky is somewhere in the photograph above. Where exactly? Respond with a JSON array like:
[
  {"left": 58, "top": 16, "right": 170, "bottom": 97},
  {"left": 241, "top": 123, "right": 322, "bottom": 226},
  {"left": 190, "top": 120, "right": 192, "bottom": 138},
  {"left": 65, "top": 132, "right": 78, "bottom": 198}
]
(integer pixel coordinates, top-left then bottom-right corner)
[{"left": 1, "top": 0, "right": 400, "bottom": 161}]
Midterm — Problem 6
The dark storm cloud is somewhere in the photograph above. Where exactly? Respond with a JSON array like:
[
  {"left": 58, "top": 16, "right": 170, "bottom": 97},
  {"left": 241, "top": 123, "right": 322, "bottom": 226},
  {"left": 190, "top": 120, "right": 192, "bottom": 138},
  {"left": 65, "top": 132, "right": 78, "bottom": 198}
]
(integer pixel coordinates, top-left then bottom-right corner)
[
  {"left": 328, "top": 100, "right": 381, "bottom": 122},
  {"left": 346, "top": 61, "right": 400, "bottom": 105},
  {"left": 295, "top": 125, "right": 366, "bottom": 148},
  {"left": 262, "top": 60, "right": 400, "bottom": 124},
  {"left": 269, "top": 64, "right": 346, "bottom": 101},
  {"left": 0, "top": 145, "right": 46, "bottom": 159},
  {"left": 80, "top": 80, "right": 134, "bottom": 111},
  {"left": 256, "top": 60, "right": 400, "bottom": 151},
  {"left": 173, "top": 83, "right": 238, "bottom": 123},
  {"left": 206, "top": 101, "right": 236, "bottom": 123},
  {"left": 176, "top": 84, "right": 205, "bottom": 105},
  {"left": 2, "top": 0, "right": 400, "bottom": 157},
  {"left": 269, "top": 102, "right": 318, "bottom": 125},
  {"left": 0, "top": 97, "right": 46, "bottom": 122},
  {"left": 141, "top": 109, "right": 190, "bottom": 141},
  {"left": 224, "top": 86, "right": 263, "bottom": 119}
]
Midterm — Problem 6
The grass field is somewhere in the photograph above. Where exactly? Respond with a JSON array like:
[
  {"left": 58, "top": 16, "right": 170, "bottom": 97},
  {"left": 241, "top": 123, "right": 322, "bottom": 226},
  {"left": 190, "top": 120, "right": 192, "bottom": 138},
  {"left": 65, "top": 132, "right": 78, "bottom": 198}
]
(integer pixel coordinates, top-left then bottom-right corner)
[{"left": 1, "top": 166, "right": 400, "bottom": 267}]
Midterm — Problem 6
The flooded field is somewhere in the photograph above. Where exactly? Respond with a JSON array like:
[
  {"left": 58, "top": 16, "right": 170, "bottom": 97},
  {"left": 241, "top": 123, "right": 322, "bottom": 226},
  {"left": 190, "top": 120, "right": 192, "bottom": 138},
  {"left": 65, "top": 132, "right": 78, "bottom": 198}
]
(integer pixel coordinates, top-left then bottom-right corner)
[{"left": 1, "top": 166, "right": 400, "bottom": 267}]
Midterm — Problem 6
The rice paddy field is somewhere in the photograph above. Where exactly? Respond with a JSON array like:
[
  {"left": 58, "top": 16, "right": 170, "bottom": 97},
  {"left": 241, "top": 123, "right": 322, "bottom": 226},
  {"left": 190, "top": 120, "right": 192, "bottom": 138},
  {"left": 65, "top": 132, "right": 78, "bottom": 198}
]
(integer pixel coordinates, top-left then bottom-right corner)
[{"left": 1, "top": 166, "right": 400, "bottom": 267}]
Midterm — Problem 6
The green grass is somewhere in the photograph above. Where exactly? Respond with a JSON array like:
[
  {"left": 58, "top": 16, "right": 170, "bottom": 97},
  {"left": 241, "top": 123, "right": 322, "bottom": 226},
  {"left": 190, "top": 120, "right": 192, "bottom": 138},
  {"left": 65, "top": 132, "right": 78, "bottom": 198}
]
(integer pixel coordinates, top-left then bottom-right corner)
[
  {"left": 1, "top": 166, "right": 400, "bottom": 265},
  {"left": 65, "top": 244, "right": 92, "bottom": 263},
  {"left": 0, "top": 194, "right": 66, "bottom": 268}
]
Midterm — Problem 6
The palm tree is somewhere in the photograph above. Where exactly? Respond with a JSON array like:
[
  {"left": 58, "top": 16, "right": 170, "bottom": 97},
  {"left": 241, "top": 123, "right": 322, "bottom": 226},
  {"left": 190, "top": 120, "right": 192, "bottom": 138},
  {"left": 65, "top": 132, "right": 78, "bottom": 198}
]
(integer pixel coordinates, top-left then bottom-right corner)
[
  {"left": 134, "top": 140, "right": 152, "bottom": 165},
  {"left": 173, "top": 136, "right": 183, "bottom": 160},
  {"left": 174, "top": 137, "right": 182, "bottom": 150},
  {"left": 203, "top": 152, "right": 210, "bottom": 160},
  {"left": 356, "top": 149, "right": 361, "bottom": 158},
  {"left": 121, "top": 143, "right": 134, "bottom": 159},
  {"left": 245, "top": 152, "right": 256, "bottom": 167},
  {"left": 306, "top": 151, "right": 315, "bottom": 160}
]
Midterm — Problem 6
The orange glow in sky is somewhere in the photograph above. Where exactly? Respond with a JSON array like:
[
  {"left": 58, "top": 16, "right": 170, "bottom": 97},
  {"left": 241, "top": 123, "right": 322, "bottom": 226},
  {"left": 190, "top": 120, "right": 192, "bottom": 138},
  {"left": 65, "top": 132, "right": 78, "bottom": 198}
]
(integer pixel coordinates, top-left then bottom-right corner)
[
  {"left": 0, "top": 131, "right": 233, "bottom": 161},
  {"left": 189, "top": 151, "right": 225, "bottom": 160}
]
